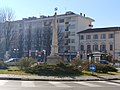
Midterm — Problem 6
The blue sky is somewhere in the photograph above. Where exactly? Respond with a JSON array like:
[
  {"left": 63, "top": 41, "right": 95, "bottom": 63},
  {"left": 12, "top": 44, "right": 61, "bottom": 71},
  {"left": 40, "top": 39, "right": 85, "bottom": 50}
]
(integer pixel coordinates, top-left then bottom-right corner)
[{"left": 0, "top": 0, "right": 119, "bottom": 28}]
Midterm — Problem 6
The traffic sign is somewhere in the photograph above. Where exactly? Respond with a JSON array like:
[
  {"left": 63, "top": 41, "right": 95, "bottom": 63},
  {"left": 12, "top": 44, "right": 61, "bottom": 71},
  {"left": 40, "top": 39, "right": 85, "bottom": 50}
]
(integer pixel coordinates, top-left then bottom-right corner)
[{"left": 89, "top": 64, "right": 96, "bottom": 72}]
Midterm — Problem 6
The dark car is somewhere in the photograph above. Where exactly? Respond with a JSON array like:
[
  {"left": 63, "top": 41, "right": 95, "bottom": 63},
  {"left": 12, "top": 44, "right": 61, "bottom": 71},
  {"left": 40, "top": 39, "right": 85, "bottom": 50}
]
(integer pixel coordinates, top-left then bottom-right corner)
[{"left": 100, "top": 60, "right": 109, "bottom": 64}]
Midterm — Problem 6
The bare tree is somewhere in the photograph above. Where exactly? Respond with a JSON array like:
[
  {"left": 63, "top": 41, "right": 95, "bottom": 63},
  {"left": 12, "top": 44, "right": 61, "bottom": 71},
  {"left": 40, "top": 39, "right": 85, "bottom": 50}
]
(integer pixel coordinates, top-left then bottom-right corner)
[
  {"left": 0, "top": 8, "right": 14, "bottom": 22},
  {"left": 25, "top": 23, "right": 32, "bottom": 57},
  {"left": 35, "top": 27, "right": 42, "bottom": 51},
  {"left": 0, "top": 8, "right": 15, "bottom": 59},
  {"left": 42, "top": 26, "right": 52, "bottom": 56},
  {"left": 18, "top": 28, "right": 24, "bottom": 58},
  {"left": 0, "top": 23, "right": 5, "bottom": 57},
  {"left": 58, "top": 27, "right": 64, "bottom": 53}
]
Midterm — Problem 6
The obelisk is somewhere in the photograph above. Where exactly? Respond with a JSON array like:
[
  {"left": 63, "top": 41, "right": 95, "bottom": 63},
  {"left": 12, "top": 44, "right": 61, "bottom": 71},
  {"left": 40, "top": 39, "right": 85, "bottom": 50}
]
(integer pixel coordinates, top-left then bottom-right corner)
[{"left": 47, "top": 8, "right": 61, "bottom": 64}]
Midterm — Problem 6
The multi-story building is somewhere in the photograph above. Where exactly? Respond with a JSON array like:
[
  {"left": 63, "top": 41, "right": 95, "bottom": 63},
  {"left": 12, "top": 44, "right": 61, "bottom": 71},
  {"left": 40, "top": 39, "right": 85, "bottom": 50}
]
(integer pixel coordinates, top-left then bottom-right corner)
[
  {"left": 77, "top": 27, "right": 120, "bottom": 61},
  {"left": 0, "top": 11, "right": 94, "bottom": 60}
]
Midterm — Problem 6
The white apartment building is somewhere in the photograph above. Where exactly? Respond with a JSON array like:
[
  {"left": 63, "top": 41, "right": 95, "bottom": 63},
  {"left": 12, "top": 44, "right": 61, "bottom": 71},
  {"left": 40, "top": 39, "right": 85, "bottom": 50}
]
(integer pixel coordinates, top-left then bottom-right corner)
[
  {"left": 77, "top": 27, "right": 120, "bottom": 61},
  {"left": 0, "top": 11, "right": 94, "bottom": 60}
]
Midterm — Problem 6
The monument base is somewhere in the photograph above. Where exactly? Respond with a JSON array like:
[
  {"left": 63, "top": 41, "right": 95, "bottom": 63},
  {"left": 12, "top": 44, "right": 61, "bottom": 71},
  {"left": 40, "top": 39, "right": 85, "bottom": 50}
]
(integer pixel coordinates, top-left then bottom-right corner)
[{"left": 47, "top": 55, "right": 62, "bottom": 65}]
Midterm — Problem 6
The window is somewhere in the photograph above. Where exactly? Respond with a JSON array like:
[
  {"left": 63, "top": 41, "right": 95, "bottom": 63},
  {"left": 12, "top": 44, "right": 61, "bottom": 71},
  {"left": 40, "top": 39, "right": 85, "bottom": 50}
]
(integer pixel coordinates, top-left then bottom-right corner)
[
  {"left": 80, "top": 45, "right": 84, "bottom": 51},
  {"left": 71, "top": 46, "right": 75, "bottom": 51},
  {"left": 80, "top": 35, "right": 84, "bottom": 40},
  {"left": 87, "top": 45, "right": 91, "bottom": 52},
  {"left": 101, "top": 34, "right": 106, "bottom": 39},
  {"left": 86, "top": 35, "right": 91, "bottom": 39},
  {"left": 109, "top": 33, "right": 114, "bottom": 38},
  {"left": 118, "top": 52, "right": 120, "bottom": 56},
  {"left": 93, "top": 34, "right": 98, "bottom": 39},
  {"left": 65, "top": 25, "right": 69, "bottom": 31},
  {"left": 93, "top": 44, "right": 98, "bottom": 51},
  {"left": 110, "top": 44, "right": 113, "bottom": 51},
  {"left": 59, "top": 19, "right": 64, "bottom": 23},
  {"left": 64, "top": 46, "right": 70, "bottom": 51},
  {"left": 65, "top": 22, "right": 69, "bottom": 24},
  {"left": 65, "top": 39, "right": 70, "bottom": 44},
  {"left": 71, "top": 39, "right": 75, "bottom": 43},
  {"left": 100, "top": 44, "right": 106, "bottom": 51}
]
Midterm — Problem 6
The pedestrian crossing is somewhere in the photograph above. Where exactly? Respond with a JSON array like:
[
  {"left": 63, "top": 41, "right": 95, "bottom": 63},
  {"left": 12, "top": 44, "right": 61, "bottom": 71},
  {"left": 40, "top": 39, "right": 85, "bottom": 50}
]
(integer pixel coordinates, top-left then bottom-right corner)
[
  {"left": 93, "top": 81, "right": 120, "bottom": 86},
  {"left": 0, "top": 80, "right": 119, "bottom": 88},
  {"left": 21, "top": 81, "right": 36, "bottom": 87},
  {"left": 74, "top": 82, "right": 101, "bottom": 87},
  {"left": 0, "top": 80, "right": 8, "bottom": 86}
]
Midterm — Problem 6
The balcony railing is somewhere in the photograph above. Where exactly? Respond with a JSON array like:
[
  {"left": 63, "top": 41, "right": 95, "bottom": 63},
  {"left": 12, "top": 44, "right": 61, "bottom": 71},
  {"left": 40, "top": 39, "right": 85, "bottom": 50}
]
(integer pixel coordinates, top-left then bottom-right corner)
[{"left": 64, "top": 35, "right": 69, "bottom": 38}]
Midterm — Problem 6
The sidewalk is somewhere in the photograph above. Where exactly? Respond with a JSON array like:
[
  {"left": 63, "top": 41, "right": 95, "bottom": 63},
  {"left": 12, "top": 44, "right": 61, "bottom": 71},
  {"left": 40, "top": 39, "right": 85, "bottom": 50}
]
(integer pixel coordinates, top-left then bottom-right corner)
[{"left": 0, "top": 74, "right": 120, "bottom": 81}]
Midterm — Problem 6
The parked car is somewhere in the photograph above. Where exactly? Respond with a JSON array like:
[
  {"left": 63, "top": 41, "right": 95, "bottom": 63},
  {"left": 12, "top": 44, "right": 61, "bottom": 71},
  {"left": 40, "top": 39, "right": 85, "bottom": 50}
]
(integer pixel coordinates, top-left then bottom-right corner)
[
  {"left": 100, "top": 60, "right": 109, "bottom": 64},
  {"left": 5, "top": 58, "right": 20, "bottom": 66}
]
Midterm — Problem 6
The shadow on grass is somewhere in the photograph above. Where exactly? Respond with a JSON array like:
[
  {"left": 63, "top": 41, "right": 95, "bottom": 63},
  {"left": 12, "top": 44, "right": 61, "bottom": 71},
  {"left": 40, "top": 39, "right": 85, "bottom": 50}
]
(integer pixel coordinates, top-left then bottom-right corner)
[{"left": 92, "top": 74, "right": 120, "bottom": 84}]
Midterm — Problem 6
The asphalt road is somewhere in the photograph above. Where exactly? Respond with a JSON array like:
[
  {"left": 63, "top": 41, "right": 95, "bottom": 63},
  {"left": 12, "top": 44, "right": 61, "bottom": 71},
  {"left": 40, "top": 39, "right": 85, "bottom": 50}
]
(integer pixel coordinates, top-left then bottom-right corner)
[
  {"left": 117, "top": 68, "right": 120, "bottom": 72},
  {"left": 0, "top": 80, "right": 119, "bottom": 90}
]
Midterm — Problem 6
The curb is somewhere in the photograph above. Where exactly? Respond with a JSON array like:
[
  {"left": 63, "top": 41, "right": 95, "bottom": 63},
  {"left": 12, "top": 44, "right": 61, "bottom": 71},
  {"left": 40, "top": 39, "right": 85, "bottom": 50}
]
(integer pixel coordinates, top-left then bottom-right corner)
[{"left": 0, "top": 77, "right": 120, "bottom": 81}]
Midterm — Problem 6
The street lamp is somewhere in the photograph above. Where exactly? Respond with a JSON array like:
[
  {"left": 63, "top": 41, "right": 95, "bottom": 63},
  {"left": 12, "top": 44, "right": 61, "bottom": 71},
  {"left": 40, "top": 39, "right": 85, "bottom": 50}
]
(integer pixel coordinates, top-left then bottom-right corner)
[
  {"left": 14, "top": 49, "right": 19, "bottom": 58},
  {"left": 35, "top": 50, "right": 38, "bottom": 60},
  {"left": 42, "top": 50, "right": 46, "bottom": 62}
]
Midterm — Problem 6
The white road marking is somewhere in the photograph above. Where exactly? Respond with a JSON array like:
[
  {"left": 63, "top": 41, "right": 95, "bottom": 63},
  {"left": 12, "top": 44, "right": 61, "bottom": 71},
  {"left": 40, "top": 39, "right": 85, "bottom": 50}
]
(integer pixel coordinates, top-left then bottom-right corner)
[
  {"left": 48, "top": 81, "right": 71, "bottom": 87},
  {"left": 112, "top": 80, "right": 120, "bottom": 83},
  {"left": 0, "top": 80, "right": 8, "bottom": 86},
  {"left": 97, "top": 81, "right": 120, "bottom": 86},
  {"left": 21, "top": 81, "right": 36, "bottom": 87},
  {"left": 74, "top": 82, "right": 102, "bottom": 87}
]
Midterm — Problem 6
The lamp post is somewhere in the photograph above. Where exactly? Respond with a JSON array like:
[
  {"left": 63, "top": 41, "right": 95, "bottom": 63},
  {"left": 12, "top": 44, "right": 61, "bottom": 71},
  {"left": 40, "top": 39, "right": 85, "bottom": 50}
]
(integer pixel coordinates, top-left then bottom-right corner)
[
  {"left": 43, "top": 50, "right": 46, "bottom": 62},
  {"left": 14, "top": 48, "right": 19, "bottom": 58},
  {"left": 35, "top": 50, "right": 38, "bottom": 60}
]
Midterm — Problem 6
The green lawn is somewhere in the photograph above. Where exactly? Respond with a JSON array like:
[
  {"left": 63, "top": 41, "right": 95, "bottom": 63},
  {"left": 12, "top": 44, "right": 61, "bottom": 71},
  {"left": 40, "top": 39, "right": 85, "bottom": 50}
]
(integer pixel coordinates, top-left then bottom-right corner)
[
  {"left": 82, "top": 70, "right": 120, "bottom": 76},
  {"left": 0, "top": 66, "right": 120, "bottom": 76},
  {"left": 0, "top": 66, "right": 32, "bottom": 75}
]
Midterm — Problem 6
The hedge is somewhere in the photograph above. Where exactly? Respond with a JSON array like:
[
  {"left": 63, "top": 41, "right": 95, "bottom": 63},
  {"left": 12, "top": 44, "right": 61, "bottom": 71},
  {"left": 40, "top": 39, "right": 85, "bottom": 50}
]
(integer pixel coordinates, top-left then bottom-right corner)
[
  {"left": 81, "top": 62, "right": 118, "bottom": 73},
  {"left": 25, "top": 62, "right": 82, "bottom": 76}
]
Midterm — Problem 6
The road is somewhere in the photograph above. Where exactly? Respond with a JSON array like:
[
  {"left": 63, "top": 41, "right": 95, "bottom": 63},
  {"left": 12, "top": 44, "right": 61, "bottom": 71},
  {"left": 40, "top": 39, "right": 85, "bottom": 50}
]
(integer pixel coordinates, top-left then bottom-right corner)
[
  {"left": 0, "top": 80, "right": 119, "bottom": 90},
  {"left": 117, "top": 68, "right": 120, "bottom": 72}
]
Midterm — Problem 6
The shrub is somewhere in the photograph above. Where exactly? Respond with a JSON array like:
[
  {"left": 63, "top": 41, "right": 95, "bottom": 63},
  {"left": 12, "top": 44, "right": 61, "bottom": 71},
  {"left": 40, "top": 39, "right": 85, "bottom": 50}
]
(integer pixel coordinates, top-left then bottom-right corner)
[
  {"left": 106, "top": 65, "right": 118, "bottom": 72},
  {"left": 81, "top": 62, "right": 118, "bottom": 73},
  {"left": 55, "top": 62, "right": 81, "bottom": 76},
  {"left": 95, "top": 63, "right": 118, "bottom": 73},
  {"left": 0, "top": 61, "right": 8, "bottom": 69},
  {"left": 81, "top": 61, "right": 89, "bottom": 71},
  {"left": 18, "top": 57, "right": 36, "bottom": 70},
  {"left": 71, "top": 57, "right": 82, "bottom": 68},
  {"left": 95, "top": 64, "right": 108, "bottom": 73},
  {"left": 25, "top": 62, "right": 82, "bottom": 76}
]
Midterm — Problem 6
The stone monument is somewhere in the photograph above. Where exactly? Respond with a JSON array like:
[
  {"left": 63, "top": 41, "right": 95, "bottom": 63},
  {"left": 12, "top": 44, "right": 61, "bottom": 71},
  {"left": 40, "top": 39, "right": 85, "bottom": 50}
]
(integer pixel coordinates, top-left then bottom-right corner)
[{"left": 47, "top": 8, "right": 61, "bottom": 64}]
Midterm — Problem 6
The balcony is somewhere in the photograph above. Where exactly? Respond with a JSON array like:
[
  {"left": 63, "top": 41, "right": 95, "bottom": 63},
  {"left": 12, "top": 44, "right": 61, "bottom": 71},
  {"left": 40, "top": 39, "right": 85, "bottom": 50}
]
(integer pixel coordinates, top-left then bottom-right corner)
[
  {"left": 64, "top": 50, "right": 68, "bottom": 53},
  {"left": 64, "top": 43, "right": 68, "bottom": 45},
  {"left": 65, "top": 22, "right": 69, "bottom": 24},
  {"left": 65, "top": 28, "right": 69, "bottom": 31},
  {"left": 64, "top": 35, "right": 69, "bottom": 38}
]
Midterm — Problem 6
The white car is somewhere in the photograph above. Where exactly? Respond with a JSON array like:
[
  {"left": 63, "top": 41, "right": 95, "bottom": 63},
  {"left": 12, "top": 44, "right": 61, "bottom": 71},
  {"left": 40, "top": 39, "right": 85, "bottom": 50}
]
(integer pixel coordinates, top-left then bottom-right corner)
[{"left": 5, "top": 58, "right": 20, "bottom": 66}]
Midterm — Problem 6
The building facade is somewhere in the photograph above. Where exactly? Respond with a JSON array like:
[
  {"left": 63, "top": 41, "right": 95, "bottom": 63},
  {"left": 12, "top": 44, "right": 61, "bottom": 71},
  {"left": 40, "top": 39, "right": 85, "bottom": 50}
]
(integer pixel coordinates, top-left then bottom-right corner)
[
  {"left": 0, "top": 11, "right": 94, "bottom": 60},
  {"left": 77, "top": 27, "right": 120, "bottom": 61}
]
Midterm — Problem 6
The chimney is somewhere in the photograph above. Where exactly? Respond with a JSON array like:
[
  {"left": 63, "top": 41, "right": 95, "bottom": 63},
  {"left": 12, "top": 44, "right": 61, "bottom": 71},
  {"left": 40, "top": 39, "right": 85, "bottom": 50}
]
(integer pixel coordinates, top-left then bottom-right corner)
[
  {"left": 80, "top": 13, "right": 82, "bottom": 16},
  {"left": 84, "top": 14, "right": 85, "bottom": 17}
]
